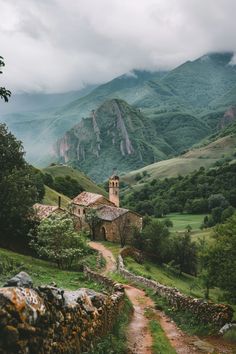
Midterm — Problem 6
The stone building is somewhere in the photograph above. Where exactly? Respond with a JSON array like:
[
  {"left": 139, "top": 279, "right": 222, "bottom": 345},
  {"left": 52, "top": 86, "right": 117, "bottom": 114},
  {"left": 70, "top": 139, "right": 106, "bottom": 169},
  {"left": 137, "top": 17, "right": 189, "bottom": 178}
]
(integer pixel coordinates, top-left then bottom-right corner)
[{"left": 71, "top": 174, "right": 142, "bottom": 244}]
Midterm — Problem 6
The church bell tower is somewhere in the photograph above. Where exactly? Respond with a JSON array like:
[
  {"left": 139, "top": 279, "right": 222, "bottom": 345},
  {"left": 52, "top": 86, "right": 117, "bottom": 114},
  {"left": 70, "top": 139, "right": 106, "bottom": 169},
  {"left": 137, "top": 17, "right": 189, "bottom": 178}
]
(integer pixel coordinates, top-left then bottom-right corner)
[{"left": 109, "top": 174, "right": 120, "bottom": 207}]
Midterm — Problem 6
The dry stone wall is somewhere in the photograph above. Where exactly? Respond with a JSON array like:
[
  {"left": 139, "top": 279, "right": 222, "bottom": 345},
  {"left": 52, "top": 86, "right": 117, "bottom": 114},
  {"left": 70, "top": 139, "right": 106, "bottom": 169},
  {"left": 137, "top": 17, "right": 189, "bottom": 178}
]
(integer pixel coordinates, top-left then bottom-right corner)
[
  {"left": 84, "top": 266, "right": 124, "bottom": 293},
  {"left": 118, "top": 252, "right": 233, "bottom": 327},
  {"left": 0, "top": 278, "right": 125, "bottom": 353}
]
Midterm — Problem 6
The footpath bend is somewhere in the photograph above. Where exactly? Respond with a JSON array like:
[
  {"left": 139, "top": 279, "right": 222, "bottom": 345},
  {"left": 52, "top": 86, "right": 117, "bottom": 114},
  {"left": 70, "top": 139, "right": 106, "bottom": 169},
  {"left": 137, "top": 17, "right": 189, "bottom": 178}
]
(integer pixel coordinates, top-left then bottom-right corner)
[{"left": 89, "top": 242, "right": 233, "bottom": 354}]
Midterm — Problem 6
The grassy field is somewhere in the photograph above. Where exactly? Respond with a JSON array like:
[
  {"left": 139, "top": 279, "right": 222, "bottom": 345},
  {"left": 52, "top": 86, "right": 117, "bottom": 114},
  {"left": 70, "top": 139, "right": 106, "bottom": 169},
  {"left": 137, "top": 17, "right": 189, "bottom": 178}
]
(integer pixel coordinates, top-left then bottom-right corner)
[
  {"left": 162, "top": 213, "right": 206, "bottom": 232},
  {"left": 43, "top": 185, "right": 71, "bottom": 208},
  {"left": 162, "top": 213, "right": 214, "bottom": 243},
  {"left": 43, "top": 165, "right": 107, "bottom": 196},
  {"left": 0, "top": 247, "right": 103, "bottom": 291}
]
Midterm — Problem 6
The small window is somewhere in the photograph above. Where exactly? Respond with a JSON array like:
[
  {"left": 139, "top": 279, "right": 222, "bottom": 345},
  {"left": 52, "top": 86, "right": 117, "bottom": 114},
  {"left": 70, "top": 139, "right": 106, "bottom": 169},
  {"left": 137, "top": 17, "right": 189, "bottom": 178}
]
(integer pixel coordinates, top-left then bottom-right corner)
[{"left": 83, "top": 209, "right": 86, "bottom": 214}]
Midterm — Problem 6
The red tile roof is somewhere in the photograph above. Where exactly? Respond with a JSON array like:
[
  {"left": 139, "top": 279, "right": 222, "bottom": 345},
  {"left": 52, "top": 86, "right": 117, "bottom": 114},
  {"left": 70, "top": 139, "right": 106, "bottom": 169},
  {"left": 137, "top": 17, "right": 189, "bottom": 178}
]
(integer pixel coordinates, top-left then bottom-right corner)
[
  {"left": 96, "top": 205, "right": 129, "bottom": 221},
  {"left": 33, "top": 203, "right": 59, "bottom": 220},
  {"left": 72, "top": 192, "right": 107, "bottom": 207}
]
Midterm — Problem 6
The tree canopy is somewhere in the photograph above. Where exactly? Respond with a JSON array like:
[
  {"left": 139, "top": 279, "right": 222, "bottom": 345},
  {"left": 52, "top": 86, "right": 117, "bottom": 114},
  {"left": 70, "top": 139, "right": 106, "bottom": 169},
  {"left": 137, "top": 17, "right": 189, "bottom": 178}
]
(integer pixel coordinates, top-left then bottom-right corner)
[
  {"left": 0, "top": 124, "right": 44, "bottom": 250},
  {"left": 202, "top": 214, "right": 236, "bottom": 303},
  {"left": 0, "top": 56, "right": 11, "bottom": 102},
  {"left": 123, "top": 162, "right": 236, "bottom": 226}
]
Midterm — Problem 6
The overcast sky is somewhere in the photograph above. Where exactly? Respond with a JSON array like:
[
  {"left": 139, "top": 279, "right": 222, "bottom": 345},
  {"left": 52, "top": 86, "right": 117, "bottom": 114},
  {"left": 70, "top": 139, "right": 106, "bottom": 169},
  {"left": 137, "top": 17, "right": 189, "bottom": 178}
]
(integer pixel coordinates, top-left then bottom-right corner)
[{"left": 0, "top": 0, "right": 236, "bottom": 93}]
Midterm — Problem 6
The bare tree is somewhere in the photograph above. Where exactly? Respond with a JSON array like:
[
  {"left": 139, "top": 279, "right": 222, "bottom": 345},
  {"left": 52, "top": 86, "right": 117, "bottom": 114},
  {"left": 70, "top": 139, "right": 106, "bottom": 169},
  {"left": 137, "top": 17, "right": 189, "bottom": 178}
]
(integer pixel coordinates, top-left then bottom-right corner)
[
  {"left": 116, "top": 212, "right": 130, "bottom": 247},
  {"left": 85, "top": 209, "right": 101, "bottom": 241}
]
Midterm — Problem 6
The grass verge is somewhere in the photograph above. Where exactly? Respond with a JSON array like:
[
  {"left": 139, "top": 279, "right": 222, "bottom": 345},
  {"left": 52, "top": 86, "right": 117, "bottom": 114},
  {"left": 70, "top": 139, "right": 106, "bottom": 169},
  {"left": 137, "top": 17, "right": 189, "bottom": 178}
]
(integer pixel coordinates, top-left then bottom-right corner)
[
  {"left": 148, "top": 290, "right": 218, "bottom": 336},
  {"left": 124, "top": 256, "right": 222, "bottom": 303},
  {"left": 88, "top": 297, "right": 133, "bottom": 354},
  {"left": 100, "top": 241, "right": 122, "bottom": 258},
  {"left": 223, "top": 328, "right": 236, "bottom": 344},
  {"left": 145, "top": 307, "right": 176, "bottom": 354}
]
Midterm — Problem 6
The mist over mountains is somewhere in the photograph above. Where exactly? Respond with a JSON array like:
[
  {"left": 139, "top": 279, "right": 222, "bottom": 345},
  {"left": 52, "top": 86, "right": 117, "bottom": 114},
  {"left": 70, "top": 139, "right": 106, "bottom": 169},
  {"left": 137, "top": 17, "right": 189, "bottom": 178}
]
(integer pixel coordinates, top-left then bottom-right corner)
[{"left": 1, "top": 52, "right": 236, "bottom": 180}]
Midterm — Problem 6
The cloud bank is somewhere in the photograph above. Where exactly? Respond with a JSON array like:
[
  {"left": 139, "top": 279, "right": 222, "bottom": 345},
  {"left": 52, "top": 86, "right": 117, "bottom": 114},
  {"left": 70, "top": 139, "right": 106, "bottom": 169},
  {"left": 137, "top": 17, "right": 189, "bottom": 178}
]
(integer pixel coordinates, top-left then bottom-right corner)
[{"left": 0, "top": 0, "right": 236, "bottom": 93}]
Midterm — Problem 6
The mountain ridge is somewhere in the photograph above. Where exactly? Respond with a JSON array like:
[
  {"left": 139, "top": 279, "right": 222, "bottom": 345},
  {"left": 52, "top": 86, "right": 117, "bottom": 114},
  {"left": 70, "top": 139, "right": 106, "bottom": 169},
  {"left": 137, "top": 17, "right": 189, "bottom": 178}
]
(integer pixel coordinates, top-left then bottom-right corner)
[
  {"left": 2, "top": 52, "right": 236, "bottom": 173},
  {"left": 55, "top": 98, "right": 175, "bottom": 181}
]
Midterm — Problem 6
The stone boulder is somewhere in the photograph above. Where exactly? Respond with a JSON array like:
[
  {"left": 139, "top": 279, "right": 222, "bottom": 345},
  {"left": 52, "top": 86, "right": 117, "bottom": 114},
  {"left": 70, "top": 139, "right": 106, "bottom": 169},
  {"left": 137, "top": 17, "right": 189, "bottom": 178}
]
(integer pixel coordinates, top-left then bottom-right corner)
[{"left": 4, "top": 272, "right": 33, "bottom": 288}]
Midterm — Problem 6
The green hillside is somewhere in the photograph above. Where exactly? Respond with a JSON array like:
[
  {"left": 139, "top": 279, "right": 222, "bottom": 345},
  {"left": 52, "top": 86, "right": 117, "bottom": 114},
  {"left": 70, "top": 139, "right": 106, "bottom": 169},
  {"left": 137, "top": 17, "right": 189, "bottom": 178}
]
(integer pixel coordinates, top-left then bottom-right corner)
[
  {"left": 43, "top": 186, "right": 71, "bottom": 208},
  {"left": 0, "top": 247, "right": 102, "bottom": 291},
  {"left": 122, "top": 134, "right": 236, "bottom": 185},
  {"left": 42, "top": 164, "right": 107, "bottom": 196}
]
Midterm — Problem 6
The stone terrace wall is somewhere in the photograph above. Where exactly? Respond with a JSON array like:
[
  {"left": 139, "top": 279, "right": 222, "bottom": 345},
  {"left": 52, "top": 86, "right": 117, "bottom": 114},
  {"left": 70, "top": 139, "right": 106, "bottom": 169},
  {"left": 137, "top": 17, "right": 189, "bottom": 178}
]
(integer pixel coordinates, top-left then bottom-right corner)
[
  {"left": 0, "top": 283, "right": 125, "bottom": 353},
  {"left": 118, "top": 252, "right": 233, "bottom": 327}
]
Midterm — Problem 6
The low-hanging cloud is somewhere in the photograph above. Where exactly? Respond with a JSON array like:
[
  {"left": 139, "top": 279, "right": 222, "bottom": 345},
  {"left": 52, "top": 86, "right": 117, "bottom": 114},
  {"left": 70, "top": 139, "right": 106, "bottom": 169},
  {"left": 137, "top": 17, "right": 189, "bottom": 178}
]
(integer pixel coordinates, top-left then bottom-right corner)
[{"left": 0, "top": 0, "right": 236, "bottom": 93}]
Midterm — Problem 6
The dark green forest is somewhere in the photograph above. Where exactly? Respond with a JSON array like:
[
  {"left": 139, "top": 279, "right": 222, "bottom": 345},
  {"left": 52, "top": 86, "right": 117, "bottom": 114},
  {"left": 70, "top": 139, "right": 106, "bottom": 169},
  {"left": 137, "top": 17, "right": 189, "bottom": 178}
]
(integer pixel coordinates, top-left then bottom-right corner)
[{"left": 122, "top": 161, "right": 236, "bottom": 227}]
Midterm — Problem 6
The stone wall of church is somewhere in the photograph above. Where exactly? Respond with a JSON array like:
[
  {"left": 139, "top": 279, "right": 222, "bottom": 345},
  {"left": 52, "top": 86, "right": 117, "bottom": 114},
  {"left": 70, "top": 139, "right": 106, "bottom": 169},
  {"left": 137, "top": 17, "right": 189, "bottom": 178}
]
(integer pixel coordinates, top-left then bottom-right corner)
[{"left": 96, "top": 211, "right": 142, "bottom": 244}]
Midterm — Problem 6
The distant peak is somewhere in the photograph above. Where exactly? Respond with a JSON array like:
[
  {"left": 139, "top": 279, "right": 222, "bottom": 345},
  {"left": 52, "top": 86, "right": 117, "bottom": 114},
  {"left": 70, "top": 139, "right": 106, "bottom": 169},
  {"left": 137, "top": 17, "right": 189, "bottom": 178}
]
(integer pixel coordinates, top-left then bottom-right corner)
[{"left": 198, "top": 52, "right": 234, "bottom": 65}]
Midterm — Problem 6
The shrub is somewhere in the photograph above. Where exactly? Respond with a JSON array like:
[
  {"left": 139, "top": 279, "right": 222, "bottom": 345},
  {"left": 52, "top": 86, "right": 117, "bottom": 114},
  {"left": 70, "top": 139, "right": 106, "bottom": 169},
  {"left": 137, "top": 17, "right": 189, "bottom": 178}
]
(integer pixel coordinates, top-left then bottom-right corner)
[{"left": 30, "top": 213, "right": 89, "bottom": 269}]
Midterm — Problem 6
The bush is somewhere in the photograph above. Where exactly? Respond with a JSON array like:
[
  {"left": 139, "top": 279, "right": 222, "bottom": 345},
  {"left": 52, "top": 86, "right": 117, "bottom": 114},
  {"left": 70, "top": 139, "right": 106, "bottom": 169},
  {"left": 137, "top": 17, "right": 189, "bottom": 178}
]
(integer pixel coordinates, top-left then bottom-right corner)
[
  {"left": 30, "top": 213, "right": 89, "bottom": 269},
  {"left": 144, "top": 264, "right": 151, "bottom": 272}
]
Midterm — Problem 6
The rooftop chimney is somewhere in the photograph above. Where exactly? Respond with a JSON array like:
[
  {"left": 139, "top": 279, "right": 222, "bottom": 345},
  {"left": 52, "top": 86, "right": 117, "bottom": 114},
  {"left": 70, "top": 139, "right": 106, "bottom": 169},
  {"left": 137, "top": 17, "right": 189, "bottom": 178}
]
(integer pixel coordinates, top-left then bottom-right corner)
[{"left": 58, "top": 196, "right": 61, "bottom": 209}]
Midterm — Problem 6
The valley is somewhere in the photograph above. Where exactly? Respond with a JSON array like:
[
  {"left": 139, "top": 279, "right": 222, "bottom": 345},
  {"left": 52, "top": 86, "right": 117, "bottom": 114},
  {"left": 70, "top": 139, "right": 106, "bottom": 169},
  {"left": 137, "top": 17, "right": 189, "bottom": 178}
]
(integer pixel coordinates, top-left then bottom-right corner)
[
  {"left": 1, "top": 52, "right": 236, "bottom": 181},
  {"left": 1, "top": 50, "right": 236, "bottom": 353}
]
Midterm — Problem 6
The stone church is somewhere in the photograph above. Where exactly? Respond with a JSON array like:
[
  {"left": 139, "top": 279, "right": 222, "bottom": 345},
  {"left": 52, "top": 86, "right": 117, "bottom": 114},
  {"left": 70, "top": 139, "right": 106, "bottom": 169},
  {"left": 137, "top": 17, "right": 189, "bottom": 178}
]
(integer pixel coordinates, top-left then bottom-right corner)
[{"left": 71, "top": 174, "right": 142, "bottom": 244}]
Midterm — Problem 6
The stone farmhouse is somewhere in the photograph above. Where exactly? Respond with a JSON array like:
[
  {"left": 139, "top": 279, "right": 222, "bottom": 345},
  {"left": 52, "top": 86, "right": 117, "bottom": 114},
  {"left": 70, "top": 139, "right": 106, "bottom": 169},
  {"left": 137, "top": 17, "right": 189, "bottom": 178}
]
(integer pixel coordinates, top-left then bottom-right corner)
[
  {"left": 33, "top": 175, "right": 142, "bottom": 244},
  {"left": 70, "top": 175, "right": 142, "bottom": 244}
]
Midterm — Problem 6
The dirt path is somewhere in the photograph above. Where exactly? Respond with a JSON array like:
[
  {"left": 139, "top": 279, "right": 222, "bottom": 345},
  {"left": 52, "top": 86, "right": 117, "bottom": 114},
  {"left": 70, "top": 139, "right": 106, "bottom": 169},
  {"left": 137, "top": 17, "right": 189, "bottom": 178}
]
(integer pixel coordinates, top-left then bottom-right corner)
[
  {"left": 89, "top": 241, "right": 116, "bottom": 274},
  {"left": 124, "top": 284, "right": 153, "bottom": 353},
  {"left": 89, "top": 242, "right": 153, "bottom": 353},
  {"left": 89, "top": 242, "right": 234, "bottom": 354}
]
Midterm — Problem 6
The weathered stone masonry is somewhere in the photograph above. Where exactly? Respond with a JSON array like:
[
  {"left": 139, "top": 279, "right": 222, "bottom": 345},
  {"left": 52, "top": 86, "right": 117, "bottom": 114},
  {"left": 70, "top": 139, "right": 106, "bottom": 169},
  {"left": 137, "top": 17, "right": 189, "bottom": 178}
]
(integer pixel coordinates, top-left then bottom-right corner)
[
  {"left": 118, "top": 249, "right": 233, "bottom": 327},
  {"left": 0, "top": 280, "right": 125, "bottom": 353}
]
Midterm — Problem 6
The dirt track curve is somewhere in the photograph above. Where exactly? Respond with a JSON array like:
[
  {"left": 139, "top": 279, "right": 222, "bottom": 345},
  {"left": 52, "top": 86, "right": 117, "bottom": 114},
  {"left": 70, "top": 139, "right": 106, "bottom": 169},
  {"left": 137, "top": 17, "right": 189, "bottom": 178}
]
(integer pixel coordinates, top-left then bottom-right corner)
[{"left": 89, "top": 242, "right": 234, "bottom": 354}]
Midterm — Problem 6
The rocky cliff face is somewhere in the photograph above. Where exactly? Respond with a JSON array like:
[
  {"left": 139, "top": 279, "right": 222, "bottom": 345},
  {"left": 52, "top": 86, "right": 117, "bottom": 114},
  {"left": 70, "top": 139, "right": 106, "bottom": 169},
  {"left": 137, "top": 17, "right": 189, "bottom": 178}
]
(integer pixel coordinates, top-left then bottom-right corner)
[
  {"left": 218, "top": 106, "right": 236, "bottom": 129},
  {"left": 55, "top": 99, "right": 173, "bottom": 181}
]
